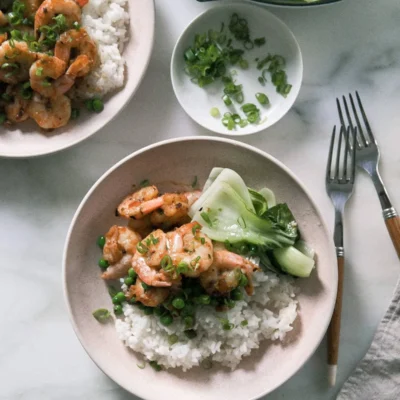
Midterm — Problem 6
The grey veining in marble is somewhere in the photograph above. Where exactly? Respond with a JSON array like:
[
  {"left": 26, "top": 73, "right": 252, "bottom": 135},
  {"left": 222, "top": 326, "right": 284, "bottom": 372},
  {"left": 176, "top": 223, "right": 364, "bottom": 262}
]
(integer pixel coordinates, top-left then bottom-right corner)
[{"left": 1, "top": 0, "right": 400, "bottom": 399}]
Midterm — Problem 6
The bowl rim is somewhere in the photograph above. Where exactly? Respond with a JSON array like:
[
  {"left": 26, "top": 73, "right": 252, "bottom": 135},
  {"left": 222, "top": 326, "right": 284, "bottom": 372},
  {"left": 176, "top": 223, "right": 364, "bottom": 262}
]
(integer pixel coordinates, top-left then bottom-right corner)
[
  {"left": 249, "top": 0, "right": 341, "bottom": 7},
  {"left": 170, "top": 2, "right": 303, "bottom": 136},
  {"left": 63, "top": 136, "right": 337, "bottom": 400},
  {"left": 0, "top": 0, "right": 155, "bottom": 159}
]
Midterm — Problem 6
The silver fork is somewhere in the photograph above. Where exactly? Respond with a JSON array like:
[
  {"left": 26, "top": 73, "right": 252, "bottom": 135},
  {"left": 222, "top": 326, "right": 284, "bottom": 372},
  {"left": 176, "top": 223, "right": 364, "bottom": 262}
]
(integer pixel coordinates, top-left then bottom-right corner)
[
  {"left": 325, "top": 125, "right": 356, "bottom": 387},
  {"left": 337, "top": 92, "right": 400, "bottom": 257}
]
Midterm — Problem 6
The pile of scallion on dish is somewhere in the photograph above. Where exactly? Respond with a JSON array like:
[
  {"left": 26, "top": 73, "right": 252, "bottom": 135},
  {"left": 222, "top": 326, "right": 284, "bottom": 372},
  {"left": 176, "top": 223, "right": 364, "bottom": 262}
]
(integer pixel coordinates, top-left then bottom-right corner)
[{"left": 183, "top": 13, "right": 292, "bottom": 131}]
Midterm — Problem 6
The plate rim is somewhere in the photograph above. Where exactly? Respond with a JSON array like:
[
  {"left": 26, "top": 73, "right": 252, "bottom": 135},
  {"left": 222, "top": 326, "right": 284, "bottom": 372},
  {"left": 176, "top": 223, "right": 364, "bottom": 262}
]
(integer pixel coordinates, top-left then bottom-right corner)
[
  {"left": 63, "top": 136, "right": 337, "bottom": 400},
  {"left": 170, "top": 2, "right": 303, "bottom": 136},
  {"left": 0, "top": 0, "right": 155, "bottom": 159}
]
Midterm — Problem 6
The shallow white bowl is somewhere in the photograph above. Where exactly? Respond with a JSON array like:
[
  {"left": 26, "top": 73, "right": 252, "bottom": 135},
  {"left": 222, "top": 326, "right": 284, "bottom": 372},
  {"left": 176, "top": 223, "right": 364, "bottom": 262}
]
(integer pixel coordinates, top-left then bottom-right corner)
[
  {"left": 63, "top": 137, "right": 337, "bottom": 400},
  {"left": 171, "top": 3, "right": 303, "bottom": 136},
  {"left": 0, "top": 0, "right": 155, "bottom": 158}
]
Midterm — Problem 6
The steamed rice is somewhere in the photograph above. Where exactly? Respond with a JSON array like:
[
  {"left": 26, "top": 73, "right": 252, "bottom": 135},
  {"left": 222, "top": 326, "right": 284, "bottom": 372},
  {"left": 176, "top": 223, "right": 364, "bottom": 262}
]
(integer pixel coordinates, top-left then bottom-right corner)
[
  {"left": 74, "top": 0, "right": 130, "bottom": 98},
  {"left": 116, "top": 271, "right": 298, "bottom": 371}
]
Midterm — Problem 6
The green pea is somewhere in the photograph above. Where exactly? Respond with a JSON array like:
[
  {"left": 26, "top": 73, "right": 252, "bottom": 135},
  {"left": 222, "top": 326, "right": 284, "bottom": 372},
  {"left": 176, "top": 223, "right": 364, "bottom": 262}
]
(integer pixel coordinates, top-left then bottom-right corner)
[
  {"left": 231, "top": 288, "right": 243, "bottom": 301},
  {"left": 97, "top": 235, "right": 106, "bottom": 248},
  {"left": 128, "top": 268, "right": 137, "bottom": 279},
  {"left": 149, "top": 361, "right": 162, "bottom": 371},
  {"left": 71, "top": 108, "right": 80, "bottom": 120},
  {"left": 92, "top": 98, "right": 104, "bottom": 113},
  {"left": 124, "top": 277, "right": 134, "bottom": 286},
  {"left": 184, "top": 329, "right": 197, "bottom": 339},
  {"left": 160, "top": 314, "right": 173, "bottom": 326},
  {"left": 172, "top": 297, "right": 185, "bottom": 310},
  {"left": 239, "top": 273, "right": 248, "bottom": 287},
  {"left": 198, "top": 294, "right": 211, "bottom": 305},
  {"left": 143, "top": 307, "right": 154, "bottom": 315},
  {"left": 114, "top": 292, "right": 126, "bottom": 303},
  {"left": 224, "top": 298, "right": 235, "bottom": 309},
  {"left": 192, "top": 285, "right": 203, "bottom": 297},
  {"left": 168, "top": 334, "right": 178, "bottom": 345},
  {"left": 85, "top": 99, "right": 94, "bottom": 111},
  {"left": 0, "top": 113, "right": 5, "bottom": 124},
  {"left": 210, "top": 297, "right": 218, "bottom": 306},
  {"left": 183, "top": 316, "right": 194, "bottom": 329},
  {"left": 114, "top": 304, "right": 123, "bottom": 315},
  {"left": 98, "top": 258, "right": 109, "bottom": 269},
  {"left": 222, "top": 322, "right": 233, "bottom": 331},
  {"left": 154, "top": 306, "right": 164, "bottom": 317}
]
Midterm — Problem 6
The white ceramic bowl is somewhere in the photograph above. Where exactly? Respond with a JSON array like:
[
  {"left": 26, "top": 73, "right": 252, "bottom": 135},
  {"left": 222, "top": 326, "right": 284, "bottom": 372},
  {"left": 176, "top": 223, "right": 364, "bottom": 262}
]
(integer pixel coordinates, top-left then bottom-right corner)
[
  {"left": 0, "top": 0, "right": 155, "bottom": 158},
  {"left": 63, "top": 137, "right": 337, "bottom": 400},
  {"left": 171, "top": 3, "right": 303, "bottom": 136}
]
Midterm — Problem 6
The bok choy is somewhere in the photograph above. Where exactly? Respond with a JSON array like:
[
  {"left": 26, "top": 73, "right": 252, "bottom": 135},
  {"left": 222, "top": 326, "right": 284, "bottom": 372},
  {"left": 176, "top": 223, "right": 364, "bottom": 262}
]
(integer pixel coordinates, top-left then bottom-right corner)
[{"left": 190, "top": 168, "right": 316, "bottom": 278}]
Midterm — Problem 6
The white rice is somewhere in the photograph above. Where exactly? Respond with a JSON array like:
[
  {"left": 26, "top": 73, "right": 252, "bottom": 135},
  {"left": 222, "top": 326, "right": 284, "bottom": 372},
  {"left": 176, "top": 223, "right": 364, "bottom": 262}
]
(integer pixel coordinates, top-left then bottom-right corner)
[
  {"left": 74, "top": 0, "right": 130, "bottom": 98},
  {"left": 115, "top": 271, "right": 298, "bottom": 371}
]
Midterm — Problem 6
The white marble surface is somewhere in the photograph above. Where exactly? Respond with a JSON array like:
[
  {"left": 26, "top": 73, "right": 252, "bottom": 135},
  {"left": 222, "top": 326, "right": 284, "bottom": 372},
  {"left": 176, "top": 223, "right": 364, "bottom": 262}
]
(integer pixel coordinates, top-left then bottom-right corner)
[{"left": 1, "top": 0, "right": 400, "bottom": 399}]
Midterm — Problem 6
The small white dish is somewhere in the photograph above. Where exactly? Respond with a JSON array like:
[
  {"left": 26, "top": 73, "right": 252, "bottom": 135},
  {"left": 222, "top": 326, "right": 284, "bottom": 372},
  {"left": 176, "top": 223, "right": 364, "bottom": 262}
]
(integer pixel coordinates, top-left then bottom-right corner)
[
  {"left": 0, "top": 0, "right": 155, "bottom": 158},
  {"left": 171, "top": 2, "right": 303, "bottom": 136}
]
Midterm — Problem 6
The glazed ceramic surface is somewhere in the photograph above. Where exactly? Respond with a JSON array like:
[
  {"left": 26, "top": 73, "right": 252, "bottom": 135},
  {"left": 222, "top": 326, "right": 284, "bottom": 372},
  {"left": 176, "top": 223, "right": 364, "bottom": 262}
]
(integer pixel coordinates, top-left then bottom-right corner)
[
  {"left": 0, "top": 0, "right": 155, "bottom": 158},
  {"left": 171, "top": 3, "right": 303, "bottom": 135},
  {"left": 64, "top": 137, "right": 337, "bottom": 400}
]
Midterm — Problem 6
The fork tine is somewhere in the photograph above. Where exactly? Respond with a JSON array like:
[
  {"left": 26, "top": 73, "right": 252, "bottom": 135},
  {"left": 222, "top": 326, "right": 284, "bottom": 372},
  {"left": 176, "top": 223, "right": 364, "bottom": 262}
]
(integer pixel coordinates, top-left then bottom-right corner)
[
  {"left": 349, "top": 93, "right": 369, "bottom": 146},
  {"left": 343, "top": 126, "right": 350, "bottom": 182},
  {"left": 355, "top": 91, "right": 376, "bottom": 144},
  {"left": 335, "top": 126, "right": 344, "bottom": 180},
  {"left": 350, "top": 127, "right": 357, "bottom": 183},
  {"left": 343, "top": 95, "right": 366, "bottom": 148},
  {"left": 326, "top": 125, "right": 336, "bottom": 182},
  {"left": 336, "top": 98, "right": 361, "bottom": 150}
]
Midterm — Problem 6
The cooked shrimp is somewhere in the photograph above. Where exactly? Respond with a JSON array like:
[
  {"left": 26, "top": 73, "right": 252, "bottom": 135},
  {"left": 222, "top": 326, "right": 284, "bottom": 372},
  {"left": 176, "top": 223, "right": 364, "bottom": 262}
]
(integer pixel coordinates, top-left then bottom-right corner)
[
  {"left": 199, "top": 249, "right": 260, "bottom": 296},
  {"left": 0, "top": 41, "right": 38, "bottom": 84},
  {"left": 117, "top": 186, "right": 201, "bottom": 228},
  {"left": 0, "top": 11, "right": 7, "bottom": 27},
  {"left": 167, "top": 222, "right": 213, "bottom": 277},
  {"left": 128, "top": 216, "right": 153, "bottom": 239},
  {"left": 55, "top": 28, "right": 97, "bottom": 72},
  {"left": 35, "top": 0, "right": 81, "bottom": 35},
  {"left": 27, "top": 93, "right": 71, "bottom": 129},
  {"left": 0, "top": 33, "right": 7, "bottom": 45},
  {"left": 103, "top": 225, "right": 141, "bottom": 264},
  {"left": 22, "top": 0, "right": 44, "bottom": 14},
  {"left": 29, "top": 55, "right": 66, "bottom": 98},
  {"left": 101, "top": 225, "right": 141, "bottom": 280},
  {"left": 117, "top": 186, "right": 161, "bottom": 219},
  {"left": 4, "top": 85, "right": 30, "bottom": 123},
  {"left": 127, "top": 278, "right": 170, "bottom": 307},
  {"left": 132, "top": 229, "right": 176, "bottom": 287},
  {"left": 150, "top": 191, "right": 201, "bottom": 229}
]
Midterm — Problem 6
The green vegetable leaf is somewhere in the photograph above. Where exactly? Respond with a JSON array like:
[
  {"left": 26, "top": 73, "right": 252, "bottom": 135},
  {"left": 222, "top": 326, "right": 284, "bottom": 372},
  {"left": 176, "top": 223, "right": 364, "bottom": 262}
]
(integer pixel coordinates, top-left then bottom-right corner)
[{"left": 264, "top": 204, "right": 298, "bottom": 239}]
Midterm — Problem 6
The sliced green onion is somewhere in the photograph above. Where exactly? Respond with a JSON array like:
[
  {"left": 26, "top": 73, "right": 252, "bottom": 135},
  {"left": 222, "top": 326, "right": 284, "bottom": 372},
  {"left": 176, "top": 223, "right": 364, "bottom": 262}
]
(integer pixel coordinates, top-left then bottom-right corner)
[
  {"left": 168, "top": 334, "right": 179, "bottom": 345},
  {"left": 255, "top": 93, "right": 269, "bottom": 105},
  {"left": 254, "top": 37, "right": 266, "bottom": 47},
  {"left": 92, "top": 308, "right": 111, "bottom": 323},
  {"left": 184, "top": 329, "right": 197, "bottom": 339},
  {"left": 210, "top": 107, "right": 220, "bottom": 117},
  {"left": 136, "top": 241, "right": 148, "bottom": 254},
  {"left": 35, "top": 67, "right": 43, "bottom": 77},
  {"left": 239, "top": 59, "right": 248, "bottom": 69},
  {"left": 200, "top": 211, "right": 213, "bottom": 227},
  {"left": 222, "top": 95, "right": 232, "bottom": 106},
  {"left": 161, "top": 255, "right": 173, "bottom": 272},
  {"left": 0, "top": 113, "right": 6, "bottom": 124}
]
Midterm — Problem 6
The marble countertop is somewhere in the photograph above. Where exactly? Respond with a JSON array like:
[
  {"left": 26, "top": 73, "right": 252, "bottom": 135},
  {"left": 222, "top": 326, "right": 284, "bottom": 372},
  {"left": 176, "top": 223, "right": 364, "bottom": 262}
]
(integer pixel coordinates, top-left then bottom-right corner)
[{"left": 1, "top": 0, "right": 400, "bottom": 399}]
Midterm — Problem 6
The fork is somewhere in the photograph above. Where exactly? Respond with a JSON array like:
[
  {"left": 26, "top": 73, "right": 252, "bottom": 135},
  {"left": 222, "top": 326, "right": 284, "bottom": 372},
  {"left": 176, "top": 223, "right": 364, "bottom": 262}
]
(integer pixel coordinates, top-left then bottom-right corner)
[
  {"left": 325, "top": 125, "right": 356, "bottom": 386},
  {"left": 337, "top": 92, "right": 400, "bottom": 257}
]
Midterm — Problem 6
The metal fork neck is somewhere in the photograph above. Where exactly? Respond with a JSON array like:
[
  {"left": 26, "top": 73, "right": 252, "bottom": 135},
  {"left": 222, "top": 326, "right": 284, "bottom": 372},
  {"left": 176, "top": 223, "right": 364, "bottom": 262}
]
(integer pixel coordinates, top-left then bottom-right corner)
[
  {"left": 333, "top": 208, "right": 344, "bottom": 249},
  {"left": 368, "top": 169, "right": 393, "bottom": 212}
]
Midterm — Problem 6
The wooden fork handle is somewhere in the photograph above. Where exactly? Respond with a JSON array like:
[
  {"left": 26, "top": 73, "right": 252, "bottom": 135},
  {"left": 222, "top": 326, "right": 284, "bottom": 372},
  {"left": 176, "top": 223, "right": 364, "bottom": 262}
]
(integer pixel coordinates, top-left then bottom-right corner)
[
  {"left": 327, "top": 255, "right": 344, "bottom": 366},
  {"left": 385, "top": 215, "right": 400, "bottom": 258}
]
